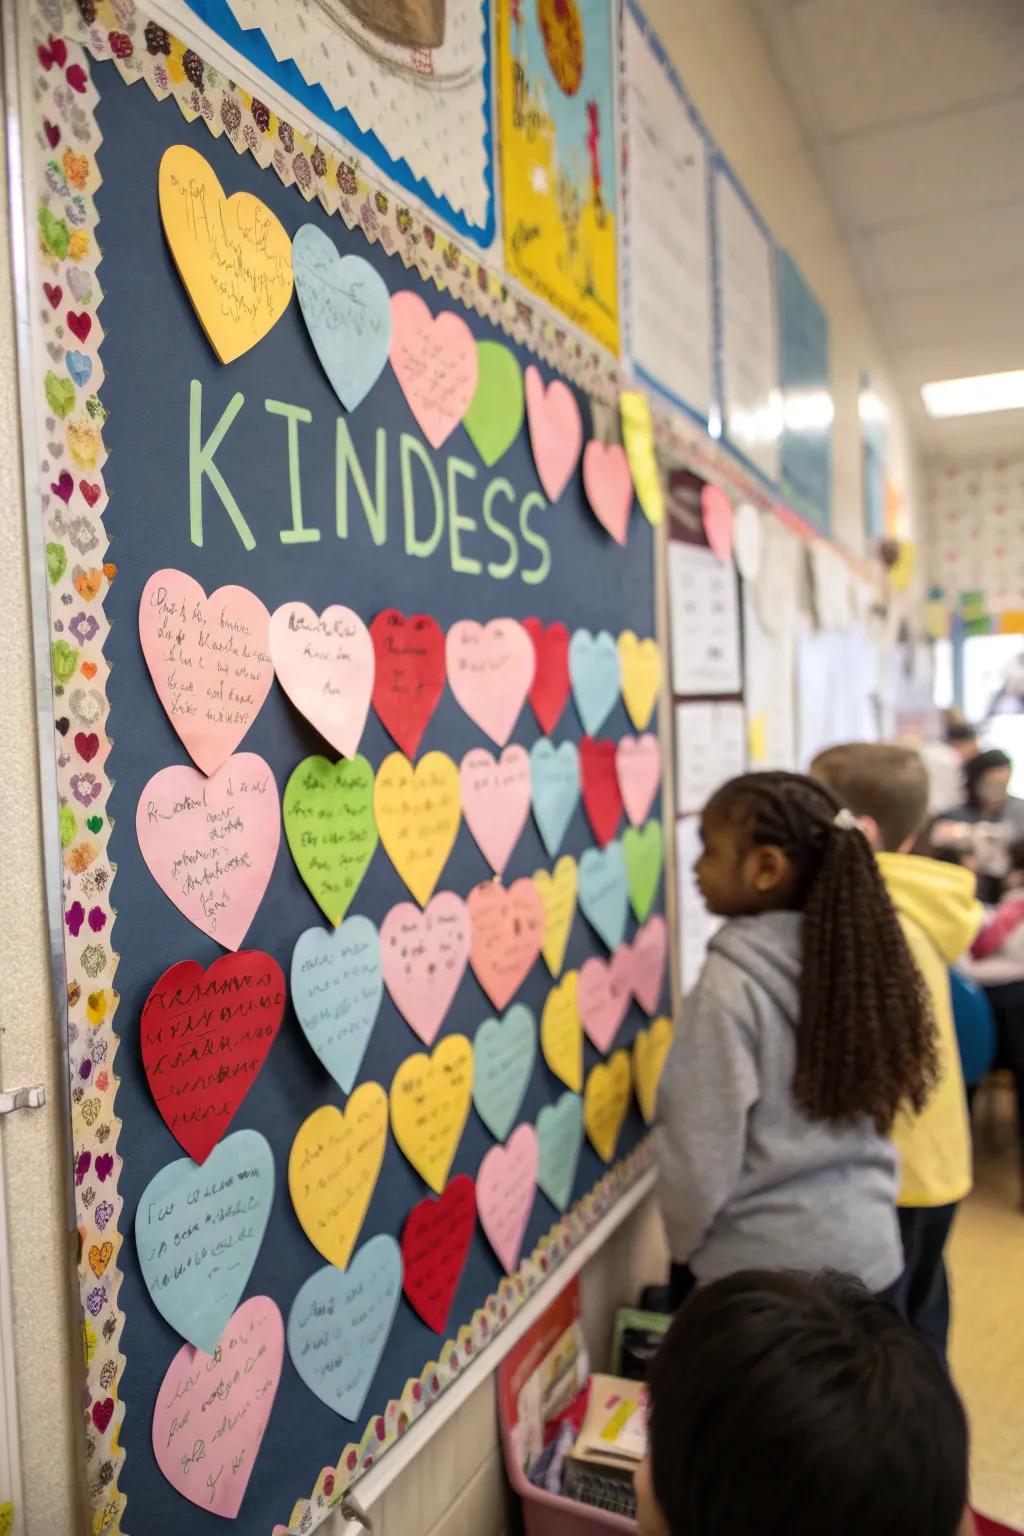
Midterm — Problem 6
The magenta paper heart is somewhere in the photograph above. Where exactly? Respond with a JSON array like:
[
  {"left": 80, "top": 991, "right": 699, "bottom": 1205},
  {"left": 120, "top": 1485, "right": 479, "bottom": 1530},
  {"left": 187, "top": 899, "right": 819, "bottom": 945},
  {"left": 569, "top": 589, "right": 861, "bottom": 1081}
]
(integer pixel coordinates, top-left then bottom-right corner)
[
  {"left": 460, "top": 745, "right": 531, "bottom": 875},
  {"left": 631, "top": 915, "right": 667, "bottom": 1015},
  {"left": 468, "top": 878, "right": 545, "bottom": 1011},
  {"left": 578, "top": 948, "right": 633, "bottom": 1052},
  {"left": 445, "top": 619, "right": 535, "bottom": 747},
  {"left": 582, "top": 441, "right": 633, "bottom": 545},
  {"left": 389, "top": 291, "right": 478, "bottom": 449},
  {"left": 381, "top": 892, "right": 471, "bottom": 1045},
  {"left": 616, "top": 733, "right": 661, "bottom": 827},
  {"left": 269, "top": 602, "right": 374, "bottom": 759},
  {"left": 152, "top": 1296, "right": 283, "bottom": 1519},
  {"left": 525, "top": 365, "right": 583, "bottom": 502},
  {"left": 476, "top": 1123, "right": 538, "bottom": 1274},
  {"left": 136, "top": 753, "right": 280, "bottom": 951},
  {"left": 139, "top": 569, "right": 273, "bottom": 775}
]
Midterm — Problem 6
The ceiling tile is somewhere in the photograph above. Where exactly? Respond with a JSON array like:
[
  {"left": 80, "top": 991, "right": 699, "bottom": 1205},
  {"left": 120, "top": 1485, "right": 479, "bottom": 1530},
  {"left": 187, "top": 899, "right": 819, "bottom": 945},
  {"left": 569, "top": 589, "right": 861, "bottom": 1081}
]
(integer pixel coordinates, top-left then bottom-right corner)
[{"left": 861, "top": 198, "right": 1024, "bottom": 295}]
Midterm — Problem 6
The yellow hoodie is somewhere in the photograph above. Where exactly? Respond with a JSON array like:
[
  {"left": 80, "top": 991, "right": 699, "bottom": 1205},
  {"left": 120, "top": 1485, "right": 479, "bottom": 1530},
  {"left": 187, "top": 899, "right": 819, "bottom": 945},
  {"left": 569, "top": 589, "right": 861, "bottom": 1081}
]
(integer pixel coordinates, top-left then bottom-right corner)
[{"left": 876, "top": 853, "right": 983, "bottom": 1208}]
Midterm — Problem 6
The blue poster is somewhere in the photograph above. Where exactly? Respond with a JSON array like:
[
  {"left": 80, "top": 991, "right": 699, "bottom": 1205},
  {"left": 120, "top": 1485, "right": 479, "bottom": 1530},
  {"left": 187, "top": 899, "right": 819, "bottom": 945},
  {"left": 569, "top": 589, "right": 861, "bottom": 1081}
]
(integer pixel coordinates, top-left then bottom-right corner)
[{"left": 778, "top": 249, "right": 832, "bottom": 532}]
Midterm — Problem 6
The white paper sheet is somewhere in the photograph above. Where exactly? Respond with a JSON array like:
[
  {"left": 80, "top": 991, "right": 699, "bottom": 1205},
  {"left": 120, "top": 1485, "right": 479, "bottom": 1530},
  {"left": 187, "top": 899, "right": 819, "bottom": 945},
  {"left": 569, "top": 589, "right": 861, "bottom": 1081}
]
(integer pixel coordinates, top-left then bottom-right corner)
[
  {"left": 675, "top": 816, "right": 721, "bottom": 994},
  {"left": 715, "top": 169, "right": 780, "bottom": 484},
  {"left": 796, "top": 622, "right": 878, "bottom": 769},
  {"left": 675, "top": 701, "right": 746, "bottom": 814},
  {"left": 668, "top": 541, "right": 742, "bottom": 697},
  {"left": 743, "top": 581, "right": 797, "bottom": 771}
]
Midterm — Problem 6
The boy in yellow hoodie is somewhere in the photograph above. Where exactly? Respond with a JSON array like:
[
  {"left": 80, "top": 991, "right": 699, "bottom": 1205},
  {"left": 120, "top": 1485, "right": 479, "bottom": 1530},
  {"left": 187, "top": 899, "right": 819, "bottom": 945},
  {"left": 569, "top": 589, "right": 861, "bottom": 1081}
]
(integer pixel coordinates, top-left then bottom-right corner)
[{"left": 813, "top": 744, "right": 982, "bottom": 1363}]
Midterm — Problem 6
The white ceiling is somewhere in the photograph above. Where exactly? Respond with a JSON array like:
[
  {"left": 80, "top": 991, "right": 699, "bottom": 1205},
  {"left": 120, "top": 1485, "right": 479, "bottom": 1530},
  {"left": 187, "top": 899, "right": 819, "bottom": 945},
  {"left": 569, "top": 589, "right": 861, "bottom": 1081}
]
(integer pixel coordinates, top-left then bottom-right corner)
[{"left": 750, "top": 0, "right": 1024, "bottom": 459}]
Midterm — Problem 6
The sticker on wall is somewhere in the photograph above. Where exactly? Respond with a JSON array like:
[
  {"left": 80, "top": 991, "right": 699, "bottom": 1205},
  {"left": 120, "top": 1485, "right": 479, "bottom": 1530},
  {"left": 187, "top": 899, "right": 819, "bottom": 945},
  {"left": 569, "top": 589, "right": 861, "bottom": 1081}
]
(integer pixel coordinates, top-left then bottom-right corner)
[
  {"left": 584, "top": 1050, "right": 632, "bottom": 1163},
  {"left": 389, "top": 291, "right": 478, "bottom": 449},
  {"left": 288, "top": 1089, "right": 389, "bottom": 1271},
  {"left": 467, "top": 877, "right": 546, "bottom": 1011},
  {"left": 270, "top": 603, "right": 375, "bottom": 760},
  {"left": 473, "top": 1004, "right": 536, "bottom": 1142},
  {"left": 292, "top": 225, "right": 392, "bottom": 411},
  {"left": 541, "top": 972, "right": 583, "bottom": 1092},
  {"left": 524, "top": 365, "right": 583, "bottom": 502},
  {"left": 370, "top": 609, "right": 446, "bottom": 760},
  {"left": 463, "top": 340, "right": 525, "bottom": 467},
  {"left": 534, "top": 854, "right": 578, "bottom": 977},
  {"left": 530, "top": 739, "right": 580, "bottom": 858},
  {"left": 402, "top": 1174, "right": 477, "bottom": 1335},
  {"left": 460, "top": 745, "right": 531, "bottom": 875},
  {"left": 523, "top": 618, "right": 571, "bottom": 734},
  {"left": 291, "top": 917, "right": 383, "bottom": 1093},
  {"left": 390, "top": 1035, "right": 474, "bottom": 1193},
  {"left": 537, "top": 1091, "right": 585, "bottom": 1211},
  {"left": 287, "top": 1236, "right": 402, "bottom": 1421},
  {"left": 381, "top": 894, "right": 472, "bottom": 1045},
  {"left": 374, "top": 751, "right": 461, "bottom": 905},
  {"left": 618, "top": 631, "right": 661, "bottom": 731},
  {"left": 634, "top": 1016, "right": 673, "bottom": 1124},
  {"left": 476, "top": 1123, "right": 539, "bottom": 1273},
  {"left": 446, "top": 618, "right": 535, "bottom": 746},
  {"left": 284, "top": 755, "right": 378, "bottom": 925}
]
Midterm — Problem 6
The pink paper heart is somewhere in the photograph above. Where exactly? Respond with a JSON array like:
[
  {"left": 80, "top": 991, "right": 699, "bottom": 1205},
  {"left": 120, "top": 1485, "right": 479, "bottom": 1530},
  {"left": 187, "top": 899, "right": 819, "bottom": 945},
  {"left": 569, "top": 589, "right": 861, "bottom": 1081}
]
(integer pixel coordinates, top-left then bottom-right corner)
[
  {"left": 152, "top": 1296, "right": 283, "bottom": 1519},
  {"left": 445, "top": 619, "right": 535, "bottom": 747},
  {"left": 701, "top": 483, "right": 734, "bottom": 562},
  {"left": 139, "top": 570, "right": 273, "bottom": 775},
  {"left": 136, "top": 753, "right": 280, "bottom": 951},
  {"left": 459, "top": 745, "right": 531, "bottom": 875},
  {"left": 578, "top": 948, "right": 633, "bottom": 1052},
  {"left": 525, "top": 365, "right": 583, "bottom": 502},
  {"left": 476, "top": 1123, "right": 538, "bottom": 1274},
  {"left": 389, "top": 291, "right": 478, "bottom": 449},
  {"left": 467, "top": 878, "right": 545, "bottom": 1011},
  {"left": 631, "top": 915, "right": 667, "bottom": 1016},
  {"left": 615, "top": 733, "right": 661, "bottom": 827},
  {"left": 269, "top": 602, "right": 374, "bottom": 759},
  {"left": 582, "top": 441, "right": 632, "bottom": 545},
  {"left": 381, "top": 893, "right": 471, "bottom": 1045}
]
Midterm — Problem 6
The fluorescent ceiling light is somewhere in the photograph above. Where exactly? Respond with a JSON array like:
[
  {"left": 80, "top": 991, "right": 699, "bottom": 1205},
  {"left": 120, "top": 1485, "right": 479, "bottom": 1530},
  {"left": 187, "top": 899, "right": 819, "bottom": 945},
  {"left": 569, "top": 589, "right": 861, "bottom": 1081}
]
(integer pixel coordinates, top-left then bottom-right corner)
[{"left": 921, "top": 369, "right": 1024, "bottom": 419}]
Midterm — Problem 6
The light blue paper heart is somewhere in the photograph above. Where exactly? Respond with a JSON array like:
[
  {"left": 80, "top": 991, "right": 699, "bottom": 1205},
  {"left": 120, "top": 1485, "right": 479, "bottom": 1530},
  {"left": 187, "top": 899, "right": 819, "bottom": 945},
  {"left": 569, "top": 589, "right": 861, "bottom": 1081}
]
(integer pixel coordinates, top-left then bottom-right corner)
[
  {"left": 135, "top": 1128, "right": 274, "bottom": 1354},
  {"left": 537, "top": 1092, "right": 584, "bottom": 1211},
  {"left": 530, "top": 739, "right": 580, "bottom": 858},
  {"left": 66, "top": 349, "right": 92, "bottom": 387},
  {"left": 569, "top": 629, "right": 621, "bottom": 735},
  {"left": 473, "top": 1004, "right": 536, "bottom": 1142},
  {"left": 291, "top": 917, "right": 383, "bottom": 1094},
  {"left": 288, "top": 1235, "right": 402, "bottom": 1421},
  {"left": 293, "top": 224, "right": 392, "bottom": 412},
  {"left": 578, "top": 841, "right": 628, "bottom": 950}
]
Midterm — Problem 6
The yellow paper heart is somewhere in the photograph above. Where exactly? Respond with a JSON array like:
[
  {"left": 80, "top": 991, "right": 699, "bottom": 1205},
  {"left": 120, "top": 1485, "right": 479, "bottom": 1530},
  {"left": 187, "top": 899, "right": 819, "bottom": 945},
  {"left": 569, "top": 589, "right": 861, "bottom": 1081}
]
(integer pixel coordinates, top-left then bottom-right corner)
[
  {"left": 390, "top": 1034, "right": 473, "bottom": 1194},
  {"left": 584, "top": 1050, "right": 632, "bottom": 1163},
  {"left": 158, "top": 143, "right": 294, "bottom": 364},
  {"left": 618, "top": 631, "right": 662, "bottom": 732},
  {"left": 534, "top": 855, "right": 578, "bottom": 977},
  {"left": 374, "top": 751, "right": 461, "bottom": 907},
  {"left": 621, "top": 390, "right": 664, "bottom": 526},
  {"left": 288, "top": 1086, "right": 388, "bottom": 1270},
  {"left": 540, "top": 971, "right": 582, "bottom": 1093},
  {"left": 633, "top": 1016, "right": 673, "bottom": 1125}
]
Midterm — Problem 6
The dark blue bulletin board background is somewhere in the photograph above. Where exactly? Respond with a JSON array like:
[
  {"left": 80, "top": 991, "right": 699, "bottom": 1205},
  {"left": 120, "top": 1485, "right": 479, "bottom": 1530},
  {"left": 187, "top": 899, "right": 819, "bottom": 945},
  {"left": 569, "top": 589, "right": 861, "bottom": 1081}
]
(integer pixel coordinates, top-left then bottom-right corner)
[{"left": 95, "top": 59, "right": 661, "bottom": 1534}]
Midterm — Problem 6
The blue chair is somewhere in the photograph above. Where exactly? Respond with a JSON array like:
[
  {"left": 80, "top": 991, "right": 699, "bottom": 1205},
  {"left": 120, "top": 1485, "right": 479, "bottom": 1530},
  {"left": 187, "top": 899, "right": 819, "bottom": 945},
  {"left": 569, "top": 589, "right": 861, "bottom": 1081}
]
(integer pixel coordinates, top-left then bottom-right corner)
[{"left": 949, "top": 970, "right": 997, "bottom": 1088}]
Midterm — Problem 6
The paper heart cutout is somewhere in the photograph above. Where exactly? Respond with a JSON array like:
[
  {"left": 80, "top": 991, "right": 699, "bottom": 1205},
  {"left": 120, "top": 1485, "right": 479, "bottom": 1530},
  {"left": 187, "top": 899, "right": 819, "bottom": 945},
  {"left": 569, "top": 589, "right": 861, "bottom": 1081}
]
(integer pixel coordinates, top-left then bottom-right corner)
[
  {"left": 540, "top": 972, "right": 582, "bottom": 1092},
  {"left": 390, "top": 1034, "right": 473, "bottom": 1192},
  {"left": 621, "top": 390, "right": 664, "bottom": 526},
  {"left": 473, "top": 1004, "right": 536, "bottom": 1142},
  {"left": 522, "top": 617, "right": 571, "bottom": 734},
  {"left": 288, "top": 1087, "right": 388, "bottom": 1270},
  {"left": 284, "top": 754, "right": 378, "bottom": 925},
  {"left": 580, "top": 736, "right": 624, "bottom": 848},
  {"left": 570, "top": 629, "right": 621, "bottom": 736},
  {"left": 578, "top": 948, "right": 634, "bottom": 1053},
  {"left": 733, "top": 502, "right": 763, "bottom": 581},
  {"left": 158, "top": 143, "right": 293, "bottom": 363},
  {"left": 446, "top": 618, "right": 535, "bottom": 747},
  {"left": 534, "top": 855, "right": 578, "bottom": 977},
  {"left": 530, "top": 738, "right": 580, "bottom": 859},
  {"left": 380, "top": 893, "right": 471, "bottom": 1045},
  {"left": 291, "top": 916, "right": 382, "bottom": 1092},
  {"left": 141, "top": 952, "right": 285, "bottom": 1163},
  {"left": 634, "top": 1016, "right": 673, "bottom": 1124},
  {"left": 624, "top": 819, "right": 664, "bottom": 922},
  {"left": 463, "top": 340, "right": 524, "bottom": 466},
  {"left": 270, "top": 602, "right": 374, "bottom": 760},
  {"left": 139, "top": 569, "right": 273, "bottom": 775},
  {"left": 287, "top": 1236, "right": 401, "bottom": 1420},
  {"left": 701, "top": 482, "right": 734, "bottom": 562},
  {"left": 460, "top": 745, "right": 531, "bottom": 875},
  {"left": 618, "top": 631, "right": 662, "bottom": 731},
  {"left": 389, "top": 290, "right": 478, "bottom": 449},
  {"left": 370, "top": 608, "right": 446, "bottom": 759},
  {"left": 402, "top": 1174, "right": 476, "bottom": 1333},
  {"left": 616, "top": 733, "right": 661, "bottom": 828},
  {"left": 468, "top": 877, "right": 545, "bottom": 1011},
  {"left": 477, "top": 1123, "right": 538, "bottom": 1273},
  {"left": 584, "top": 1050, "right": 632, "bottom": 1162},
  {"left": 537, "top": 1091, "right": 584, "bottom": 1211},
  {"left": 136, "top": 1130, "right": 274, "bottom": 1352},
  {"left": 583, "top": 441, "right": 633, "bottom": 545},
  {"left": 136, "top": 753, "right": 280, "bottom": 951},
  {"left": 524, "top": 365, "right": 583, "bottom": 502},
  {"left": 292, "top": 225, "right": 391, "bottom": 411},
  {"left": 374, "top": 751, "right": 461, "bottom": 906},
  {"left": 153, "top": 1296, "right": 283, "bottom": 1518},
  {"left": 66, "top": 310, "right": 91, "bottom": 343},
  {"left": 631, "top": 915, "right": 668, "bottom": 1015},
  {"left": 578, "top": 841, "right": 629, "bottom": 951}
]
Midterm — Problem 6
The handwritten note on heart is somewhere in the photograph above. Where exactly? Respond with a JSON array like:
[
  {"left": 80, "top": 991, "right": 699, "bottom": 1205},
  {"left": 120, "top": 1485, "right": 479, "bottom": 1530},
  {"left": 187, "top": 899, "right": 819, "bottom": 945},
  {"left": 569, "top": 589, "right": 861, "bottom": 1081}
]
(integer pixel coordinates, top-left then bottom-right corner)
[
  {"left": 390, "top": 1034, "right": 473, "bottom": 1193},
  {"left": 632, "top": 915, "right": 668, "bottom": 1015},
  {"left": 541, "top": 972, "right": 582, "bottom": 1092},
  {"left": 136, "top": 753, "right": 280, "bottom": 951},
  {"left": 288, "top": 1236, "right": 401, "bottom": 1420},
  {"left": 473, "top": 1004, "right": 536, "bottom": 1142},
  {"left": 374, "top": 752, "right": 461, "bottom": 907},
  {"left": 141, "top": 952, "right": 285, "bottom": 1163},
  {"left": 534, "top": 855, "right": 578, "bottom": 977},
  {"left": 570, "top": 629, "right": 622, "bottom": 736},
  {"left": 270, "top": 602, "right": 374, "bottom": 760},
  {"left": 291, "top": 917, "right": 382, "bottom": 1093},
  {"left": 370, "top": 608, "right": 446, "bottom": 759},
  {"left": 621, "top": 390, "right": 664, "bottom": 526},
  {"left": 292, "top": 225, "right": 391, "bottom": 411},
  {"left": 530, "top": 739, "right": 580, "bottom": 859},
  {"left": 381, "top": 894, "right": 471, "bottom": 1045},
  {"left": 477, "top": 1124, "right": 538, "bottom": 1274},
  {"left": 522, "top": 618, "right": 571, "bottom": 734},
  {"left": 618, "top": 631, "right": 662, "bottom": 731},
  {"left": 136, "top": 1129, "right": 274, "bottom": 1352},
  {"left": 284, "top": 754, "right": 377, "bottom": 925},
  {"left": 446, "top": 619, "right": 535, "bottom": 747},
  {"left": 460, "top": 745, "right": 531, "bottom": 875},
  {"left": 153, "top": 1295, "right": 283, "bottom": 1518},
  {"left": 584, "top": 1051, "right": 632, "bottom": 1163},
  {"left": 139, "top": 570, "right": 273, "bottom": 775},
  {"left": 463, "top": 340, "right": 524, "bottom": 467},
  {"left": 583, "top": 441, "right": 633, "bottom": 545},
  {"left": 616, "top": 733, "right": 661, "bottom": 827},
  {"left": 537, "top": 1092, "right": 584, "bottom": 1211},
  {"left": 578, "top": 948, "right": 634, "bottom": 1054},
  {"left": 288, "top": 1087, "right": 388, "bottom": 1270},
  {"left": 158, "top": 144, "right": 293, "bottom": 363},
  {"left": 624, "top": 820, "right": 664, "bottom": 922},
  {"left": 578, "top": 842, "right": 629, "bottom": 952},
  {"left": 389, "top": 291, "right": 478, "bottom": 449},
  {"left": 402, "top": 1174, "right": 476, "bottom": 1333},
  {"left": 634, "top": 1016, "right": 673, "bottom": 1124},
  {"left": 524, "top": 365, "right": 583, "bottom": 502},
  {"left": 468, "top": 878, "right": 546, "bottom": 1011},
  {"left": 580, "top": 737, "right": 624, "bottom": 849}
]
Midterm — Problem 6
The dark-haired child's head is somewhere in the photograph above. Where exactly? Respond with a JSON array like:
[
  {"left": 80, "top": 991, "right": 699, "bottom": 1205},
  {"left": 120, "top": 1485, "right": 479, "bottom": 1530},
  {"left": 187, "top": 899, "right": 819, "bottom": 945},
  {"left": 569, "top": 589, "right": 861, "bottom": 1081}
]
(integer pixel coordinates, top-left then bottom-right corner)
[
  {"left": 965, "top": 749, "right": 1013, "bottom": 815},
  {"left": 811, "top": 742, "right": 929, "bottom": 852},
  {"left": 637, "top": 1270, "right": 970, "bottom": 1536}
]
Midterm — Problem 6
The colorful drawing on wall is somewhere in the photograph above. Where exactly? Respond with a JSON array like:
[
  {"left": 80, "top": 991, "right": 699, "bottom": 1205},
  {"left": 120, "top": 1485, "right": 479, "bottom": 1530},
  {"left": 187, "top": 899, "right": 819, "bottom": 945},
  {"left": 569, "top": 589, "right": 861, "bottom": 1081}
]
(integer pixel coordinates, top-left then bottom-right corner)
[{"left": 497, "top": 0, "right": 619, "bottom": 354}]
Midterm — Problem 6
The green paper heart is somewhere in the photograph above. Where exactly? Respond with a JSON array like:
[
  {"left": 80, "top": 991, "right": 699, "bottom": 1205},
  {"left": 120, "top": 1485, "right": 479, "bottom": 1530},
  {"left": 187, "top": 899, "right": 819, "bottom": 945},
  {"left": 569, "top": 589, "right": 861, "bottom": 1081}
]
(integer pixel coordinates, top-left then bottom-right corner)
[
  {"left": 462, "top": 340, "right": 524, "bottom": 468},
  {"left": 86, "top": 816, "right": 103, "bottom": 835},
  {"left": 38, "top": 206, "right": 69, "bottom": 260},
  {"left": 51, "top": 639, "right": 78, "bottom": 684},
  {"left": 284, "top": 754, "right": 378, "bottom": 925},
  {"left": 623, "top": 819, "right": 664, "bottom": 923},
  {"left": 45, "top": 370, "right": 76, "bottom": 420},
  {"left": 59, "top": 806, "right": 77, "bottom": 848},
  {"left": 46, "top": 541, "right": 67, "bottom": 585}
]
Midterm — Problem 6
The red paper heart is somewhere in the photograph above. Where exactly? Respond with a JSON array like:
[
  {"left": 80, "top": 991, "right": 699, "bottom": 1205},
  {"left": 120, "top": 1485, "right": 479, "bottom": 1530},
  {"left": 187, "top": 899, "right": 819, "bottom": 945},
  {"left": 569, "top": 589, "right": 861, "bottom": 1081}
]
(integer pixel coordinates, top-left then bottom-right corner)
[
  {"left": 79, "top": 480, "right": 100, "bottom": 507},
  {"left": 38, "top": 36, "right": 68, "bottom": 70},
  {"left": 74, "top": 731, "right": 99, "bottom": 763},
  {"left": 401, "top": 1174, "right": 476, "bottom": 1334},
  {"left": 67, "top": 310, "right": 91, "bottom": 342},
  {"left": 44, "top": 119, "right": 60, "bottom": 149},
  {"left": 370, "top": 608, "right": 446, "bottom": 759},
  {"left": 140, "top": 953, "right": 285, "bottom": 1164},
  {"left": 580, "top": 736, "right": 623, "bottom": 847},
  {"left": 91, "top": 1397, "right": 114, "bottom": 1434},
  {"left": 65, "top": 63, "right": 88, "bottom": 94},
  {"left": 43, "top": 282, "right": 62, "bottom": 308},
  {"left": 522, "top": 617, "right": 570, "bottom": 735}
]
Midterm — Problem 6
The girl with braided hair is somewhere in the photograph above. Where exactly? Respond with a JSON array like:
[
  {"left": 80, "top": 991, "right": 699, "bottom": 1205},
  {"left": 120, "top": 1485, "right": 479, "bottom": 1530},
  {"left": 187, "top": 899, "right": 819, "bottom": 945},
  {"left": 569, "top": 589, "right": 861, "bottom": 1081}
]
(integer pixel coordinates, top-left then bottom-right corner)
[{"left": 656, "top": 771, "right": 938, "bottom": 1306}]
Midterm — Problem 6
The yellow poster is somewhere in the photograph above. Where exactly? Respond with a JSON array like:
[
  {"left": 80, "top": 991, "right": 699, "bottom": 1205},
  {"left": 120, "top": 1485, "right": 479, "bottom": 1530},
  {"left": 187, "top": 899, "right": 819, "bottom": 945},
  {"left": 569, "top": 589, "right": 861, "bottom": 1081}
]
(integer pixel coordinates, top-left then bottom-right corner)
[{"left": 497, "top": 0, "right": 619, "bottom": 354}]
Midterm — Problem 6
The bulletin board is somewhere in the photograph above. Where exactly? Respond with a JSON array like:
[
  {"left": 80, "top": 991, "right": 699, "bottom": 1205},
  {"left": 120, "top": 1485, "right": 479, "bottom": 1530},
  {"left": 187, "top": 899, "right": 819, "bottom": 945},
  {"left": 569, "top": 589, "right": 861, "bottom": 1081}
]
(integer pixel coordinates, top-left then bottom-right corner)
[{"left": 22, "top": 5, "right": 668, "bottom": 1533}]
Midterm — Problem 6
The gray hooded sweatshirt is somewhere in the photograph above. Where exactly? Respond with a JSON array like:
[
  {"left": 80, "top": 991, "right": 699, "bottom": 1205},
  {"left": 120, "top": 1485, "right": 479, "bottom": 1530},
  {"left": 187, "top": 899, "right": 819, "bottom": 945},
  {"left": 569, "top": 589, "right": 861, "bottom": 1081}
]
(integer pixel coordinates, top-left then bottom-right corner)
[{"left": 655, "top": 910, "right": 902, "bottom": 1293}]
